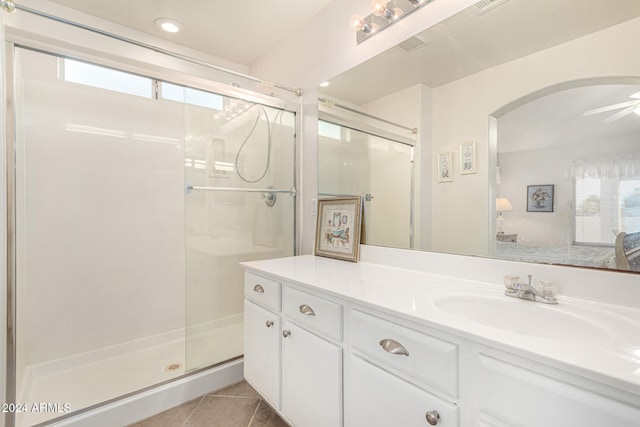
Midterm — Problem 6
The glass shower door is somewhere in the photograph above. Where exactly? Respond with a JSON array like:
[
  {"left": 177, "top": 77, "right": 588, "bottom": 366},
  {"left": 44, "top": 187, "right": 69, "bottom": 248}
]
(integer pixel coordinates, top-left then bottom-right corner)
[{"left": 177, "top": 86, "right": 296, "bottom": 371}]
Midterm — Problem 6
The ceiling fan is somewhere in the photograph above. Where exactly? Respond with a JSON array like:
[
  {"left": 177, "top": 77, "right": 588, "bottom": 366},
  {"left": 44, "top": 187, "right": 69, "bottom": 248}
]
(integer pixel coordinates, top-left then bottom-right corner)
[{"left": 583, "top": 91, "right": 640, "bottom": 123}]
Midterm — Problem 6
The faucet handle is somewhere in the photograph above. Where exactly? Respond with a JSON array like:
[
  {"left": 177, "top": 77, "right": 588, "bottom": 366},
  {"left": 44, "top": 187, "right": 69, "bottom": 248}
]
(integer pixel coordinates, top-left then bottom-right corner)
[
  {"left": 536, "top": 280, "right": 557, "bottom": 298},
  {"left": 503, "top": 274, "right": 519, "bottom": 291}
]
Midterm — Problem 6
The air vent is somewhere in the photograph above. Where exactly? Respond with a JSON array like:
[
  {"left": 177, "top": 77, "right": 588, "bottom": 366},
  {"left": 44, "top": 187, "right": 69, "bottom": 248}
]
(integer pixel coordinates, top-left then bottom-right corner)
[
  {"left": 396, "top": 34, "right": 429, "bottom": 54},
  {"left": 473, "top": 0, "right": 509, "bottom": 14}
]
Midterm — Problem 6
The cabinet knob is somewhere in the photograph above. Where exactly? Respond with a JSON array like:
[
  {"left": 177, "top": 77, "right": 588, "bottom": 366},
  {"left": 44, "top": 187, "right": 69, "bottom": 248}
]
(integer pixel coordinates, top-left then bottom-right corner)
[
  {"left": 299, "top": 304, "right": 316, "bottom": 316},
  {"left": 379, "top": 339, "right": 410, "bottom": 356},
  {"left": 425, "top": 410, "right": 440, "bottom": 425},
  {"left": 282, "top": 330, "right": 291, "bottom": 338},
  {"left": 253, "top": 284, "right": 265, "bottom": 293},
  {"left": 265, "top": 320, "right": 274, "bottom": 328}
]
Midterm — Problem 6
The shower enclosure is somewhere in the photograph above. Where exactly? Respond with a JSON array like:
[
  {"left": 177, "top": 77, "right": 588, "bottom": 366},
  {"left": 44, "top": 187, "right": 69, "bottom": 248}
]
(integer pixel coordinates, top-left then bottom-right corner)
[{"left": 9, "top": 47, "right": 295, "bottom": 426}]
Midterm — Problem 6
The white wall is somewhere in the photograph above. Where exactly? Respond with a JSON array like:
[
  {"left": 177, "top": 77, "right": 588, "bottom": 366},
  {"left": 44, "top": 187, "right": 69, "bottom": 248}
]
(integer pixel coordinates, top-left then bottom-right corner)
[{"left": 430, "top": 16, "right": 640, "bottom": 256}]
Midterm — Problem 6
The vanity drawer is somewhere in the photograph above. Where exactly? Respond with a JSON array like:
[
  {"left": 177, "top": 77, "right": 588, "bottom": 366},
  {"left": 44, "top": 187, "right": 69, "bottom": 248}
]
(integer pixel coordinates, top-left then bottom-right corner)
[
  {"left": 283, "top": 286, "right": 343, "bottom": 342},
  {"left": 245, "top": 272, "right": 281, "bottom": 312},
  {"left": 350, "top": 309, "right": 458, "bottom": 398},
  {"left": 349, "top": 355, "right": 459, "bottom": 427}
]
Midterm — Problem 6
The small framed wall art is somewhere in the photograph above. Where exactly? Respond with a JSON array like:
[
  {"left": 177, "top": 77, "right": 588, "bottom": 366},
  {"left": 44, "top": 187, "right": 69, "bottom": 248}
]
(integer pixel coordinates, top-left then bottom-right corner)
[
  {"left": 437, "top": 152, "right": 454, "bottom": 182},
  {"left": 527, "top": 184, "right": 554, "bottom": 212},
  {"left": 459, "top": 142, "right": 477, "bottom": 174},
  {"left": 315, "top": 197, "right": 362, "bottom": 262}
]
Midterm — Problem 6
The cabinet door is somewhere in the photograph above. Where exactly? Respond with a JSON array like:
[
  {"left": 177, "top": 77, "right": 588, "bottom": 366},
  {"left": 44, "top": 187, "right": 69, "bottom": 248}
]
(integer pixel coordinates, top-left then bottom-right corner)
[
  {"left": 282, "top": 321, "right": 342, "bottom": 427},
  {"left": 475, "top": 354, "right": 640, "bottom": 427},
  {"left": 244, "top": 300, "right": 281, "bottom": 410},
  {"left": 348, "top": 355, "right": 459, "bottom": 427}
]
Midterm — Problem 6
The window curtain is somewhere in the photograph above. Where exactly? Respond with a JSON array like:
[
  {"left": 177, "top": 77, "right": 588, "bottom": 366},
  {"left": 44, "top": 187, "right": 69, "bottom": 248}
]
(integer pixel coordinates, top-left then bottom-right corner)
[{"left": 569, "top": 154, "right": 640, "bottom": 180}]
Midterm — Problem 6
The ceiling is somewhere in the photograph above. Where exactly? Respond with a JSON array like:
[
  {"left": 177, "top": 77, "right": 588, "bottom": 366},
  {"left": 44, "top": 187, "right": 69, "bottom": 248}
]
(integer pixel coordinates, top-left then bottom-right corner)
[
  {"left": 498, "top": 85, "right": 640, "bottom": 154},
  {"left": 47, "top": 0, "right": 335, "bottom": 66},
  {"left": 320, "top": 0, "right": 640, "bottom": 105}
]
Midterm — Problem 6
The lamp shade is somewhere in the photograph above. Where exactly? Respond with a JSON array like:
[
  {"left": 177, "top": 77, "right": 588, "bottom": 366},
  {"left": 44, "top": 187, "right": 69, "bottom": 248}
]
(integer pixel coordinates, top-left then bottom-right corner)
[{"left": 496, "top": 197, "right": 513, "bottom": 212}]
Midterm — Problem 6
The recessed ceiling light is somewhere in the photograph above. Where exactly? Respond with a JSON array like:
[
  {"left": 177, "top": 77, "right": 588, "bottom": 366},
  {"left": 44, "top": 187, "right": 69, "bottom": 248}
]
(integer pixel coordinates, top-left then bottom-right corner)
[
  {"left": 155, "top": 18, "right": 182, "bottom": 33},
  {"left": 319, "top": 81, "right": 331, "bottom": 88}
]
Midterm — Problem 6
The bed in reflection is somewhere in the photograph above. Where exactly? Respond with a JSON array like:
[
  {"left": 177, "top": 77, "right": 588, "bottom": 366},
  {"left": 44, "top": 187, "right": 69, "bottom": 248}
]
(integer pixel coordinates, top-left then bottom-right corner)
[{"left": 495, "top": 241, "right": 617, "bottom": 269}]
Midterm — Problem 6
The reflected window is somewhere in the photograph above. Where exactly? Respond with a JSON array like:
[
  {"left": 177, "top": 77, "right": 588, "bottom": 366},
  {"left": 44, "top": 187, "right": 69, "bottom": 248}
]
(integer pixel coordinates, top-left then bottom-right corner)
[
  {"left": 575, "top": 177, "right": 640, "bottom": 245},
  {"left": 63, "top": 59, "right": 153, "bottom": 98},
  {"left": 318, "top": 120, "right": 342, "bottom": 140}
]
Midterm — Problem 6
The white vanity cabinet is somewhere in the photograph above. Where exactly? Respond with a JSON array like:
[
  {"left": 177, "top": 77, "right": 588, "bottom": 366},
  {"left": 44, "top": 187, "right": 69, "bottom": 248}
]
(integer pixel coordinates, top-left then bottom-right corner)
[
  {"left": 243, "top": 272, "right": 344, "bottom": 427},
  {"left": 242, "top": 256, "right": 640, "bottom": 427},
  {"left": 281, "top": 287, "right": 343, "bottom": 427},
  {"left": 347, "top": 309, "right": 460, "bottom": 427},
  {"left": 243, "top": 273, "right": 282, "bottom": 409}
]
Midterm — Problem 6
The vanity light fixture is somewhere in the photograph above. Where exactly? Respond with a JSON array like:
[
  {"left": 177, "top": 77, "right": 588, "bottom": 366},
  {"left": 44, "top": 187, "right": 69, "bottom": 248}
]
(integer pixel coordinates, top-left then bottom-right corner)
[
  {"left": 319, "top": 81, "right": 331, "bottom": 88},
  {"left": 155, "top": 18, "right": 182, "bottom": 33},
  {"left": 351, "top": 0, "right": 436, "bottom": 44}
]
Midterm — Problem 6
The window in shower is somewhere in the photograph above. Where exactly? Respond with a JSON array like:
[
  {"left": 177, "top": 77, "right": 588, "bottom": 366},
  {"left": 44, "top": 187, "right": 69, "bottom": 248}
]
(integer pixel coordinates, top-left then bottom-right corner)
[
  {"left": 13, "top": 47, "right": 296, "bottom": 426},
  {"left": 63, "top": 58, "right": 154, "bottom": 98},
  {"left": 318, "top": 120, "right": 413, "bottom": 249}
]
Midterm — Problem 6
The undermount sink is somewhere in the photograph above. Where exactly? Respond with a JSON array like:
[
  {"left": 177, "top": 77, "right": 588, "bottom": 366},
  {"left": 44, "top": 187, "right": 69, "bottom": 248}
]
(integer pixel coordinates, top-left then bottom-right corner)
[{"left": 429, "top": 287, "right": 611, "bottom": 343}]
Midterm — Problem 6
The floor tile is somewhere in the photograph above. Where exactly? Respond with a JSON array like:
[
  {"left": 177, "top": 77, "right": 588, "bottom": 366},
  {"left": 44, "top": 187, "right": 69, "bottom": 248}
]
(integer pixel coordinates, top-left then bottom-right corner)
[
  {"left": 129, "top": 380, "right": 288, "bottom": 427},
  {"left": 126, "top": 398, "right": 201, "bottom": 427},
  {"left": 212, "top": 381, "right": 260, "bottom": 398},
  {"left": 249, "top": 401, "right": 290, "bottom": 427},
  {"left": 183, "top": 395, "right": 260, "bottom": 427}
]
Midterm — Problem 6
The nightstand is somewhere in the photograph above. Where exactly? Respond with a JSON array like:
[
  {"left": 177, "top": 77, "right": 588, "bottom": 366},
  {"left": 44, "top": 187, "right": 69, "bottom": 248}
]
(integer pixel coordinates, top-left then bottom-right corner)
[{"left": 496, "top": 233, "right": 517, "bottom": 243}]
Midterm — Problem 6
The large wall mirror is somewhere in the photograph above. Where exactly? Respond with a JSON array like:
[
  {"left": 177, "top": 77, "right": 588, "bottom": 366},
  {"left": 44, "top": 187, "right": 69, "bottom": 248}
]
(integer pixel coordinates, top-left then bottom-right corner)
[{"left": 318, "top": 0, "right": 640, "bottom": 273}]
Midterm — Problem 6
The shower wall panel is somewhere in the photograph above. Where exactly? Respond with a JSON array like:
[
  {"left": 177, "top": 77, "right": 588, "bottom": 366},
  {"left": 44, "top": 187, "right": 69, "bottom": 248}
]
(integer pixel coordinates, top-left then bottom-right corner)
[{"left": 15, "top": 48, "right": 186, "bottom": 366}]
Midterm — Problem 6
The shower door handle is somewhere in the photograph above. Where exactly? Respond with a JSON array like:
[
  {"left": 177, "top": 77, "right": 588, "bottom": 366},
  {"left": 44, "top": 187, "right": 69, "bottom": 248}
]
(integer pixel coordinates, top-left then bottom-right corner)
[{"left": 253, "top": 284, "right": 265, "bottom": 293}]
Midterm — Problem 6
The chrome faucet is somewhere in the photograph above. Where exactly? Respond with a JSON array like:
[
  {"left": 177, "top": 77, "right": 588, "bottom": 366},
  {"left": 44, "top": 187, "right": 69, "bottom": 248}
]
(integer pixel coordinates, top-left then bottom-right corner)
[{"left": 504, "top": 274, "right": 558, "bottom": 304}]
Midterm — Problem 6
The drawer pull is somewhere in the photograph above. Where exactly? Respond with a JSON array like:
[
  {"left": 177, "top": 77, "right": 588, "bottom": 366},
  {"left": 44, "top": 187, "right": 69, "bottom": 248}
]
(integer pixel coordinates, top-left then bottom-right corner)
[
  {"left": 425, "top": 410, "right": 440, "bottom": 425},
  {"left": 265, "top": 320, "right": 274, "bottom": 328},
  {"left": 299, "top": 304, "right": 316, "bottom": 316},
  {"left": 253, "top": 284, "right": 265, "bottom": 293},
  {"left": 282, "top": 330, "right": 291, "bottom": 338},
  {"left": 379, "top": 339, "right": 409, "bottom": 356}
]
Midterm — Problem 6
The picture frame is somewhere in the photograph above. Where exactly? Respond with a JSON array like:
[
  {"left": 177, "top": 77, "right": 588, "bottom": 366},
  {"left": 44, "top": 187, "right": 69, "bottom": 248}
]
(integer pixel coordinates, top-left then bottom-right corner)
[
  {"left": 459, "top": 142, "right": 477, "bottom": 175},
  {"left": 437, "top": 152, "right": 454, "bottom": 182},
  {"left": 315, "top": 197, "right": 362, "bottom": 262},
  {"left": 527, "top": 184, "right": 554, "bottom": 212}
]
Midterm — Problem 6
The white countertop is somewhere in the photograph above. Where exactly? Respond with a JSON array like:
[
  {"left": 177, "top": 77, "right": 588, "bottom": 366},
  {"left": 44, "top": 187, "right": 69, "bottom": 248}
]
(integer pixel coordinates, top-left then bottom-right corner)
[{"left": 242, "top": 254, "right": 640, "bottom": 396}]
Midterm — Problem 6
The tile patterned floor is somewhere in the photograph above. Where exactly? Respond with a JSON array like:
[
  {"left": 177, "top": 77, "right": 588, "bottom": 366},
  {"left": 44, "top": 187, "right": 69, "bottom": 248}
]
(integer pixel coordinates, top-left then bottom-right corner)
[{"left": 128, "top": 381, "right": 289, "bottom": 427}]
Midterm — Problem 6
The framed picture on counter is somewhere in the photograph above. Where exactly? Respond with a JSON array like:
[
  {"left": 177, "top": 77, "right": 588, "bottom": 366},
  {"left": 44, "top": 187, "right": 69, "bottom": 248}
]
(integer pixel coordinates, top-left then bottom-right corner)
[{"left": 315, "top": 197, "right": 362, "bottom": 262}]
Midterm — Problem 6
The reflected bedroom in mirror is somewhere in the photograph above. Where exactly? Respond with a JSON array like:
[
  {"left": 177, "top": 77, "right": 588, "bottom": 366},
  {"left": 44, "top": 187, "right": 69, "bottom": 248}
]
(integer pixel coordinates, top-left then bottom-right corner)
[{"left": 317, "top": 0, "right": 640, "bottom": 273}]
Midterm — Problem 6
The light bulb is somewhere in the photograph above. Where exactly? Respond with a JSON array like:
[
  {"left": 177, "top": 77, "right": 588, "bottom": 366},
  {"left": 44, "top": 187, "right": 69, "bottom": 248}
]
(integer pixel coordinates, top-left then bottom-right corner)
[
  {"left": 349, "top": 14, "right": 373, "bottom": 33},
  {"left": 371, "top": 0, "right": 402, "bottom": 20}
]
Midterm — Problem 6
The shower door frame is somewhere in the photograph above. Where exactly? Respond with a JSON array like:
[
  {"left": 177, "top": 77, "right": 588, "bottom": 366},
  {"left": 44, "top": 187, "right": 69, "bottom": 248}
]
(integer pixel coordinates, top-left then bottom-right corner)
[{"left": 3, "top": 39, "right": 299, "bottom": 427}]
